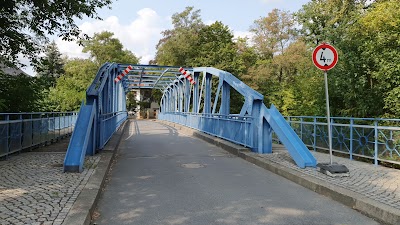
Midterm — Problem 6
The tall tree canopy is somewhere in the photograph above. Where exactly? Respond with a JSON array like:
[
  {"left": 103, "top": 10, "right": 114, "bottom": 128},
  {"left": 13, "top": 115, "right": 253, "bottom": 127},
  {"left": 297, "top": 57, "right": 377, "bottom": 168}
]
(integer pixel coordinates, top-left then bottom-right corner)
[
  {"left": 45, "top": 31, "right": 139, "bottom": 111},
  {"left": 34, "top": 41, "right": 65, "bottom": 88},
  {"left": 155, "top": 6, "right": 205, "bottom": 66},
  {"left": 0, "top": 74, "right": 42, "bottom": 112},
  {"left": 0, "top": 0, "right": 112, "bottom": 66},
  {"left": 251, "top": 9, "right": 297, "bottom": 59},
  {"left": 82, "top": 31, "right": 139, "bottom": 66}
]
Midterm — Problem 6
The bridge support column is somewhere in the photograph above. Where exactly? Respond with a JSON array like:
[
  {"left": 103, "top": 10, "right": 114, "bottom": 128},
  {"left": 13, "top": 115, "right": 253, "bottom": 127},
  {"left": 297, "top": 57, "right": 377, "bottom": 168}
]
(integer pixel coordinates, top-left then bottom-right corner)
[
  {"left": 251, "top": 99, "right": 272, "bottom": 153},
  {"left": 259, "top": 118, "right": 272, "bottom": 154},
  {"left": 220, "top": 81, "right": 230, "bottom": 115},
  {"left": 204, "top": 72, "right": 212, "bottom": 114},
  {"left": 178, "top": 80, "right": 183, "bottom": 112},
  {"left": 193, "top": 72, "right": 200, "bottom": 113}
]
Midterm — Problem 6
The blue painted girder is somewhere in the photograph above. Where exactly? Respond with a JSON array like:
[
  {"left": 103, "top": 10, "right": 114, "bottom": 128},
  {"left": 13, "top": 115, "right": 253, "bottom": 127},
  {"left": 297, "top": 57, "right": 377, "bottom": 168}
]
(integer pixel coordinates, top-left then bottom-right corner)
[{"left": 262, "top": 104, "right": 317, "bottom": 168}]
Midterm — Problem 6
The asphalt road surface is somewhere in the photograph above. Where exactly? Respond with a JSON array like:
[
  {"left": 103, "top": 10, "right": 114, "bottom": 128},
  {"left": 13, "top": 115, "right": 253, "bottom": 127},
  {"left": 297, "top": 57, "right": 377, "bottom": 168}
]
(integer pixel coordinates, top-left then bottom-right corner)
[{"left": 93, "top": 120, "right": 379, "bottom": 225}]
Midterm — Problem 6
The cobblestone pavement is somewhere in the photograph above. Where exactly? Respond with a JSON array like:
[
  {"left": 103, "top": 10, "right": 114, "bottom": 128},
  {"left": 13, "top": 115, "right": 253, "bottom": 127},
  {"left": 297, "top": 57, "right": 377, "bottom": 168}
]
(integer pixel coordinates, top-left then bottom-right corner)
[
  {"left": 254, "top": 146, "right": 400, "bottom": 210},
  {"left": 0, "top": 152, "right": 100, "bottom": 225}
]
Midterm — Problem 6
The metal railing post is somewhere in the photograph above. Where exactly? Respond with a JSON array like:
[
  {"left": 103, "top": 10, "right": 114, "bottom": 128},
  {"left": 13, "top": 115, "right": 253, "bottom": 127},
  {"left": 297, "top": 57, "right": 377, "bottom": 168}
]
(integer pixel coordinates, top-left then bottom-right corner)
[
  {"left": 350, "top": 119, "right": 353, "bottom": 160},
  {"left": 374, "top": 120, "right": 378, "bottom": 166},
  {"left": 313, "top": 117, "right": 317, "bottom": 151}
]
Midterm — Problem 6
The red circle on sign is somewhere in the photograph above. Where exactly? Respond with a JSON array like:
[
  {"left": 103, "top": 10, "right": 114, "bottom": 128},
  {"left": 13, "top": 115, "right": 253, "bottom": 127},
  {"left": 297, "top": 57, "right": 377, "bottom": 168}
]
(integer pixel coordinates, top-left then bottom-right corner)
[{"left": 312, "top": 43, "right": 338, "bottom": 71}]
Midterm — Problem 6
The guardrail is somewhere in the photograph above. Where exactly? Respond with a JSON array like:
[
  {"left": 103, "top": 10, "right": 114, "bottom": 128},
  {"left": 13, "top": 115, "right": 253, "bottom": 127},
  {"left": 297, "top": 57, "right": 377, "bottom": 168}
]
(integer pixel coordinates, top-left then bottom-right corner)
[
  {"left": 159, "top": 112, "right": 254, "bottom": 148},
  {"left": 0, "top": 112, "right": 77, "bottom": 157},
  {"left": 273, "top": 116, "right": 400, "bottom": 165},
  {"left": 99, "top": 111, "right": 128, "bottom": 149}
]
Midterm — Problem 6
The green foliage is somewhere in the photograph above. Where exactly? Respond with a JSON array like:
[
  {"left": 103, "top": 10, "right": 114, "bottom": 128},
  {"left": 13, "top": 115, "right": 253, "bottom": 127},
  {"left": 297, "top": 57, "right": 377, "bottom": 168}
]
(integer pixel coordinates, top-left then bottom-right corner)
[
  {"left": 82, "top": 31, "right": 139, "bottom": 66},
  {"left": 126, "top": 92, "right": 138, "bottom": 111},
  {"left": 46, "top": 59, "right": 98, "bottom": 111},
  {"left": 0, "top": 0, "right": 112, "bottom": 66},
  {"left": 155, "top": 6, "right": 205, "bottom": 66},
  {"left": 138, "top": 101, "right": 150, "bottom": 111},
  {"left": 44, "top": 31, "right": 140, "bottom": 111},
  {"left": 191, "top": 21, "right": 245, "bottom": 75},
  {"left": 0, "top": 73, "right": 42, "bottom": 112},
  {"left": 151, "top": 89, "right": 163, "bottom": 104},
  {"left": 294, "top": 0, "right": 399, "bottom": 118},
  {"left": 357, "top": 0, "right": 400, "bottom": 117},
  {"left": 34, "top": 41, "right": 65, "bottom": 88},
  {"left": 251, "top": 9, "right": 297, "bottom": 59}
]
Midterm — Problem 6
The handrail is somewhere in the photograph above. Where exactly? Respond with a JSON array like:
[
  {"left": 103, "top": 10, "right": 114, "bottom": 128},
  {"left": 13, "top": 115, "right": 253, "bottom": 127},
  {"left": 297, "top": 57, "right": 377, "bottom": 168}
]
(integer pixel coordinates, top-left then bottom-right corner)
[{"left": 0, "top": 112, "right": 77, "bottom": 158}]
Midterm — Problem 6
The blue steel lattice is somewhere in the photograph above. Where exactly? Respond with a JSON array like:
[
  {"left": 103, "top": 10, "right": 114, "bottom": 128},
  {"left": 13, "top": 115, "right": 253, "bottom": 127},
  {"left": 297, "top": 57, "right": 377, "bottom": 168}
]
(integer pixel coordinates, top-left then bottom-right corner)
[
  {"left": 159, "top": 67, "right": 316, "bottom": 168},
  {"left": 64, "top": 64, "right": 317, "bottom": 171}
]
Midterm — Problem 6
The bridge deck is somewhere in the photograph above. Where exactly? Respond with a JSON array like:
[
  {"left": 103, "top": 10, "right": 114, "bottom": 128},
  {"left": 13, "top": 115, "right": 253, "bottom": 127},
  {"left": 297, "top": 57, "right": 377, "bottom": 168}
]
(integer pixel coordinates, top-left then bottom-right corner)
[{"left": 92, "top": 119, "right": 378, "bottom": 225}]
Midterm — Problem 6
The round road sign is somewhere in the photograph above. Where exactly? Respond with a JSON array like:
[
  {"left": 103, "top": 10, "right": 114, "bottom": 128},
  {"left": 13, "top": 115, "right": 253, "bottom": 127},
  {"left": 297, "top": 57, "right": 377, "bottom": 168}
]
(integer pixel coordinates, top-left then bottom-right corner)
[{"left": 312, "top": 43, "right": 338, "bottom": 71}]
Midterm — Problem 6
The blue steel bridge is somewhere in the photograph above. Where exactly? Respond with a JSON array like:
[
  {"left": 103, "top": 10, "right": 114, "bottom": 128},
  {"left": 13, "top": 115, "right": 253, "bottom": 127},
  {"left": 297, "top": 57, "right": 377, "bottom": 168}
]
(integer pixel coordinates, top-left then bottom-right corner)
[
  {"left": 1, "top": 64, "right": 399, "bottom": 172},
  {"left": 62, "top": 63, "right": 317, "bottom": 172}
]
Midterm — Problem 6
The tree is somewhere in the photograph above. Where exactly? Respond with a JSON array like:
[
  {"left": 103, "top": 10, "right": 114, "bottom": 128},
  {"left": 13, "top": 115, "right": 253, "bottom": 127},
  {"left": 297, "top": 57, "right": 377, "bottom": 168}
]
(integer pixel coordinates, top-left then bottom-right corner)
[
  {"left": 46, "top": 31, "right": 140, "bottom": 111},
  {"left": 34, "top": 41, "right": 65, "bottom": 88},
  {"left": 0, "top": 73, "right": 42, "bottom": 112},
  {"left": 155, "top": 6, "right": 204, "bottom": 66},
  {"left": 296, "top": 0, "right": 366, "bottom": 45},
  {"left": 295, "top": 0, "right": 386, "bottom": 117},
  {"left": 250, "top": 9, "right": 296, "bottom": 59},
  {"left": 0, "top": 0, "right": 112, "bottom": 66},
  {"left": 126, "top": 92, "right": 138, "bottom": 112},
  {"left": 356, "top": 0, "right": 400, "bottom": 117},
  {"left": 191, "top": 21, "right": 245, "bottom": 75},
  {"left": 235, "top": 37, "right": 258, "bottom": 74},
  {"left": 248, "top": 9, "right": 303, "bottom": 112},
  {"left": 82, "top": 31, "right": 139, "bottom": 66},
  {"left": 46, "top": 59, "right": 98, "bottom": 111}
]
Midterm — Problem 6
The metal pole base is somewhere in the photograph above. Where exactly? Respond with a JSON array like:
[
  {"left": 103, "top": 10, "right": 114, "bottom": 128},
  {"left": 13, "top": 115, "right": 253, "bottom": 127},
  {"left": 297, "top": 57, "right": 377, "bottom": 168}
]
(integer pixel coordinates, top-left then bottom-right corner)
[{"left": 317, "top": 163, "right": 350, "bottom": 177}]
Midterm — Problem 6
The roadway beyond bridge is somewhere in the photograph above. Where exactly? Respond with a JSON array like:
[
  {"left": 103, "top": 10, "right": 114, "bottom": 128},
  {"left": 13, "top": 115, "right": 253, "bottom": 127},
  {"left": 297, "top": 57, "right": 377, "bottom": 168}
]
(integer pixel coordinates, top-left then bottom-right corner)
[{"left": 92, "top": 119, "right": 379, "bottom": 225}]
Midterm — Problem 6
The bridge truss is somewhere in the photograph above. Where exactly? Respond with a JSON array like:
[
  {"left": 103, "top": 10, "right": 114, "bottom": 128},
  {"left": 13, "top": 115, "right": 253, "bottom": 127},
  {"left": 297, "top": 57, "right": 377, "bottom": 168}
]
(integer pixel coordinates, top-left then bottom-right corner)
[{"left": 64, "top": 64, "right": 316, "bottom": 172}]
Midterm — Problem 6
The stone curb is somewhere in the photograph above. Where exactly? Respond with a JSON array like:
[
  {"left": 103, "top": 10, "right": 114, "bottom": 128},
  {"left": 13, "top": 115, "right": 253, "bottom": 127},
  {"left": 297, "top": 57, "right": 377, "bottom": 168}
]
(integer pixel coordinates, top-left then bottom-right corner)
[
  {"left": 158, "top": 120, "right": 400, "bottom": 225},
  {"left": 62, "top": 120, "right": 128, "bottom": 225}
]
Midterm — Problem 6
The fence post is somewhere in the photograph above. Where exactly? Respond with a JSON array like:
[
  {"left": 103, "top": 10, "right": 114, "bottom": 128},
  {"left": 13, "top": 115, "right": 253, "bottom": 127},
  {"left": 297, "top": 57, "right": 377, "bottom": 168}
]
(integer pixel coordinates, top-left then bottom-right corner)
[
  {"left": 5, "top": 115, "right": 10, "bottom": 156},
  {"left": 350, "top": 118, "right": 353, "bottom": 160},
  {"left": 374, "top": 120, "right": 378, "bottom": 166},
  {"left": 19, "top": 114, "right": 23, "bottom": 151},
  {"left": 300, "top": 117, "right": 303, "bottom": 141},
  {"left": 313, "top": 117, "right": 317, "bottom": 151}
]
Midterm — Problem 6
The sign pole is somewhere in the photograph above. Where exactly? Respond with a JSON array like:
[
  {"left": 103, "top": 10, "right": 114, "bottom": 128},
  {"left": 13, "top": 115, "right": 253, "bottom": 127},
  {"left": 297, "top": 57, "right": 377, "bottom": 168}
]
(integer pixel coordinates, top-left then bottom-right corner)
[
  {"left": 313, "top": 42, "right": 349, "bottom": 177},
  {"left": 324, "top": 71, "right": 333, "bottom": 165}
]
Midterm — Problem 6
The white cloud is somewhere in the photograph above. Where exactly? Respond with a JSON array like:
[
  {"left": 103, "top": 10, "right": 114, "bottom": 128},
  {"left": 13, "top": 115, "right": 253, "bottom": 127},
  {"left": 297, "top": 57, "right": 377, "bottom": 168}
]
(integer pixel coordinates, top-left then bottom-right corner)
[
  {"left": 56, "top": 8, "right": 165, "bottom": 64},
  {"left": 233, "top": 31, "right": 253, "bottom": 40},
  {"left": 55, "top": 39, "right": 88, "bottom": 59},
  {"left": 205, "top": 20, "right": 216, "bottom": 26}
]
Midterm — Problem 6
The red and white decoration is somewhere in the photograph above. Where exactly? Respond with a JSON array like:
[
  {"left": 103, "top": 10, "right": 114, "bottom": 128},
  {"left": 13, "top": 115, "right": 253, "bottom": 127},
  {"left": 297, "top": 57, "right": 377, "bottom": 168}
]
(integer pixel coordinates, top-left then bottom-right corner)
[
  {"left": 114, "top": 65, "right": 133, "bottom": 83},
  {"left": 179, "top": 67, "right": 196, "bottom": 85}
]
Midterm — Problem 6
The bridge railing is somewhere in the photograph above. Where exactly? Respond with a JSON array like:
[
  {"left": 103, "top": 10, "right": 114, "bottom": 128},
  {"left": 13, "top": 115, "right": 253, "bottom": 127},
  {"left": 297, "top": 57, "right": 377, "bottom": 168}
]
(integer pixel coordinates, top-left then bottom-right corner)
[
  {"left": 99, "top": 111, "right": 128, "bottom": 149},
  {"left": 159, "top": 67, "right": 317, "bottom": 168},
  {"left": 159, "top": 112, "right": 254, "bottom": 147},
  {"left": 272, "top": 116, "right": 400, "bottom": 165},
  {"left": 0, "top": 112, "right": 77, "bottom": 157}
]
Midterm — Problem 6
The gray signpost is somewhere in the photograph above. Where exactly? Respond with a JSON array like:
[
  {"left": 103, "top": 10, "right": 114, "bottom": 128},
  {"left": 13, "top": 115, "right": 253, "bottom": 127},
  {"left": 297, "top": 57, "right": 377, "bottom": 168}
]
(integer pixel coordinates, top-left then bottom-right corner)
[{"left": 312, "top": 43, "right": 349, "bottom": 177}]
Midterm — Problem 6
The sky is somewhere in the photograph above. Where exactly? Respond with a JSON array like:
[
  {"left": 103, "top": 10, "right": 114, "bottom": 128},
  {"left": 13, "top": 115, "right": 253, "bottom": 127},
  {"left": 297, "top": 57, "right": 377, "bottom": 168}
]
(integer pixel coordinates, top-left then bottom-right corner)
[{"left": 22, "top": 0, "right": 310, "bottom": 76}]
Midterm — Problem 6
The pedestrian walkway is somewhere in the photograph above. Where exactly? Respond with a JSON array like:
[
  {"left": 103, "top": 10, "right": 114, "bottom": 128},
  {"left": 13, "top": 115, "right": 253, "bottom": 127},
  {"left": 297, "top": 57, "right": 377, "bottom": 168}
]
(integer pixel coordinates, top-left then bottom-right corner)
[
  {"left": 0, "top": 140, "right": 100, "bottom": 225},
  {"left": 262, "top": 147, "right": 400, "bottom": 210}
]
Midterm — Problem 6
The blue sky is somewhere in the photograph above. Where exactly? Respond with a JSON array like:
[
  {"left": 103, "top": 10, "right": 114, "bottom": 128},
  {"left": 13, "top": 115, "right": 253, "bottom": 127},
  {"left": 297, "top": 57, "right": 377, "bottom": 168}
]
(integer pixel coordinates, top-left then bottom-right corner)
[{"left": 22, "top": 0, "right": 310, "bottom": 75}]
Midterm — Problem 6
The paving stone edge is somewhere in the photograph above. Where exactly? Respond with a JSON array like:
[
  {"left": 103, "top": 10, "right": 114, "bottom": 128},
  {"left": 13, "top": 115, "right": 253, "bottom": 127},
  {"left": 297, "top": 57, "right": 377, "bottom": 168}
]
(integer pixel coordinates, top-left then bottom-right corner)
[
  {"left": 158, "top": 120, "right": 400, "bottom": 225},
  {"left": 62, "top": 120, "right": 128, "bottom": 225}
]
